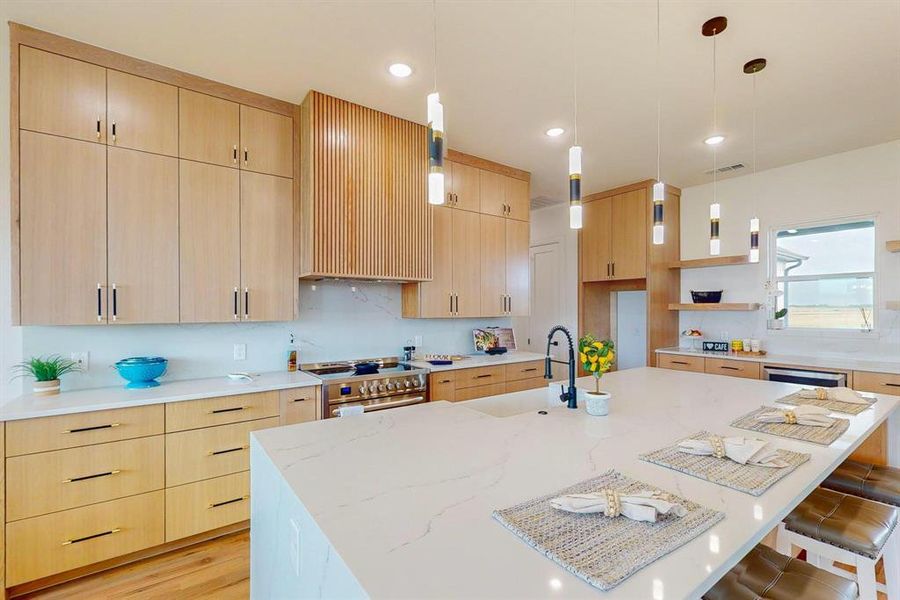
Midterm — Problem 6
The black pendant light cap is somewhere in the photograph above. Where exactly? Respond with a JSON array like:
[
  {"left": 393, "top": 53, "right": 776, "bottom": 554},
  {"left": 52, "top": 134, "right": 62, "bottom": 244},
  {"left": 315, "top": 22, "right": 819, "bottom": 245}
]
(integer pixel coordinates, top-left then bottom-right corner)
[
  {"left": 702, "top": 16, "right": 728, "bottom": 36},
  {"left": 743, "top": 58, "right": 767, "bottom": 74}
]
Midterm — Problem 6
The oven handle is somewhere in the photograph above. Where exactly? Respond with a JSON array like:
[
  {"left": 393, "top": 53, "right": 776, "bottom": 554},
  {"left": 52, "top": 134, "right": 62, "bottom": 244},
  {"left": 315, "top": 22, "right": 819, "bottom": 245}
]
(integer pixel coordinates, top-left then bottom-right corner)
[{"left": 332, "top": 396, "right": 425, "bottom": 417}]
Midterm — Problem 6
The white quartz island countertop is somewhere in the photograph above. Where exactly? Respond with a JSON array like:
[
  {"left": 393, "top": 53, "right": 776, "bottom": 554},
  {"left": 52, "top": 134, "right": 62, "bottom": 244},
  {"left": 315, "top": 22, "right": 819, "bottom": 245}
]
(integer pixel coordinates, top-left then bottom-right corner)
[
  {"left": 249, "top": 367, "right": 898, "bottom": 599},
  {"left": 0, "top": 370, "right": 322, "bottom": 421}
]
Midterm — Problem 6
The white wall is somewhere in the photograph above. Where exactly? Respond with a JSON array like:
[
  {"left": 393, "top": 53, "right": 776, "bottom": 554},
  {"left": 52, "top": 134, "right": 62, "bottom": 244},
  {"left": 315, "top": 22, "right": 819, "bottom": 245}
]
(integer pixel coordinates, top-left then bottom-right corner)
[{"left": 679, "top": 140, "right": 900, "bottom": 359}]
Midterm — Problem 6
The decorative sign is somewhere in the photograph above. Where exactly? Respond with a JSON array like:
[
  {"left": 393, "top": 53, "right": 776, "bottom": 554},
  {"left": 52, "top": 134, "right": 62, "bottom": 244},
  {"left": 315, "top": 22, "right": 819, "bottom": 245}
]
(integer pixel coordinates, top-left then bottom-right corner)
[
  {"left": 702, "top": 341, "right": 730, "bottom": 352},
  {"left": 472, "top": 327, "right": 517, "bottom": 352}
]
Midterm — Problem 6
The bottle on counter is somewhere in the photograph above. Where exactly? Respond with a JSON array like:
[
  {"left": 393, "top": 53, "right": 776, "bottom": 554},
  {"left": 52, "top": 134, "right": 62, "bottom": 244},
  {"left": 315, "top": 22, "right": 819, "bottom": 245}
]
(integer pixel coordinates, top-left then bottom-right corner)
[{"left": 287, "top": 334, "right": 299, "bottom": 372}]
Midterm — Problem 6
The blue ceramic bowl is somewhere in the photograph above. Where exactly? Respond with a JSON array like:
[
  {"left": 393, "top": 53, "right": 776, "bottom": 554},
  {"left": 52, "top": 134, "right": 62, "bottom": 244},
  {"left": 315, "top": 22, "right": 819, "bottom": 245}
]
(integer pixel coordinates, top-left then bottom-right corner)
[{"left": 114, "top": 357, "right": 168, "bottom": 389}]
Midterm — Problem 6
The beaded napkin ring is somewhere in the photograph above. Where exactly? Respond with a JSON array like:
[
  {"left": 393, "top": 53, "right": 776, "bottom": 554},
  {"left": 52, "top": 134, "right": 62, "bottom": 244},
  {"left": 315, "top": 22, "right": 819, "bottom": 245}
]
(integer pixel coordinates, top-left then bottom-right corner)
[
  {"left": 815, "top": 388, "right": 827, "bottom": 400},
  {"left": 709, "top": 435, "right": 727, "bottom": 459},
  {"left": 603, "top": 489, "right": 621, "bottom": 518},
  {"left": 783, "top": 410, "right": 797, "bottom": 425}
]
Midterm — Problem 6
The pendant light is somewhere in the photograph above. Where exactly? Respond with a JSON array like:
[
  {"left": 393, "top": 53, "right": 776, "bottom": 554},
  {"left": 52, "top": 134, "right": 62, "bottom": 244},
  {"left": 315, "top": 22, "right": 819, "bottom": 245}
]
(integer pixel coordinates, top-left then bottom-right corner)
[
  {"left": 652, "top": 0, "right": 665, "bottom": 245},
  {"left": 702, "top": 17, "right": 727, "bottom": 255},
  {"left": 427, "top": 0, "right": 445, "bottom": 205},
  {"left": 744, "top": 57, "right": 767, "bottom": 263},
  {"left": 568, "top": 0, "right": 583, "bottom": 230}
]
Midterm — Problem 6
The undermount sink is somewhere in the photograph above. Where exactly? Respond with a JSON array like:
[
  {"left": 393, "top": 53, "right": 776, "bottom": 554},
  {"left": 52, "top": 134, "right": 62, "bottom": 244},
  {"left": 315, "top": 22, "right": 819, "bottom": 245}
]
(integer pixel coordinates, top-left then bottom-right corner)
[{"left": 460, "top": 384, "right": 574, "bottom": 417}]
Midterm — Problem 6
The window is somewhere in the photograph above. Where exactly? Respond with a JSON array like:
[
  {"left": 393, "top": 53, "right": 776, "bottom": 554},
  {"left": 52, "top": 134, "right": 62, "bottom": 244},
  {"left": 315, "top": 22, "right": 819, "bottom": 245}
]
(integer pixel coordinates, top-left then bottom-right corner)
[{"left": 770, "top": 219, "right": 875, "bottom": 331}]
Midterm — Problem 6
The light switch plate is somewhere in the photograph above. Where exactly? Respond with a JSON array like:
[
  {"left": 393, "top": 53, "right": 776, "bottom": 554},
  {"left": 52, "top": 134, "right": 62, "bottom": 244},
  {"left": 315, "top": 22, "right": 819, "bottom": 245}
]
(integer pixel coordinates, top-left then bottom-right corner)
[{"left": 233, "top": 344, "right": 247, "bottom": 361}]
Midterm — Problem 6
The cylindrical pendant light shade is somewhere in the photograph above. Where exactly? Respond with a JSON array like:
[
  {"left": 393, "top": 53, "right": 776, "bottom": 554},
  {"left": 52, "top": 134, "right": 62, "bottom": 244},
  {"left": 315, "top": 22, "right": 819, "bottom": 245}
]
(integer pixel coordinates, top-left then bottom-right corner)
[
  {"left": 652, "top": 181, "right": 665, "bottom": 245},
  {"left": 709, "top": 202, "right": 721, "bottom": 255},
  {"left": 569, "top": 145, "right": 583, "bottom": 230},
  {"left": 427, "top": 92, "right": 445, "bottom": 205},
  {"left": 749, "top": 217, "right": 760, "bottom": 263}
]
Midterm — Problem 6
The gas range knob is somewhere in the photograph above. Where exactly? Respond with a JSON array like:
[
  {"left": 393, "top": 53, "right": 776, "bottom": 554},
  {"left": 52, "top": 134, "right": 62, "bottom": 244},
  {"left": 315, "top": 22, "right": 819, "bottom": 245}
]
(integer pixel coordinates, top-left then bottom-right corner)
[
  {"left": 404, "top": 380, "right": 412, "bottom": 388},
  {"left": 378, "top": 383, "right": 386, "bottom": 392},
  {"left": 359, "top": 384, "right": 368, "bottom": 395},
  {"left": 386, "top": 382, "right": 396, "bottom": 391}
]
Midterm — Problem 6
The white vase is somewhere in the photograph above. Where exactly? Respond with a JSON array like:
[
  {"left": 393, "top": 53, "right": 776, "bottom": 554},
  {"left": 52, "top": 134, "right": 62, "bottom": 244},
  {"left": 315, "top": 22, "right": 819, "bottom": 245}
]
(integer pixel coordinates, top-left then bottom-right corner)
[{"left": 585, "top": 391, "right": 610, "bottom": 416}]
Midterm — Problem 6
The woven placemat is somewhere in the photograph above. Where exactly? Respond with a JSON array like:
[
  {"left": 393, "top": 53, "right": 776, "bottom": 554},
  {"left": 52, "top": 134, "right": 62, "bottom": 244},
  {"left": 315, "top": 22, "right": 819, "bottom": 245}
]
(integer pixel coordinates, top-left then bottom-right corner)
[
  {"left": 776, "top": 390, "right": 875, "bottom": 415},
  {"left": 492, "top": 470, "right": 724, "bottom": 591},
  {"left": 640, "top": 431, "right": 811, "bottom": 496},
  {"left": 731, "top": 406, "right": 850, "bottom": 446}
]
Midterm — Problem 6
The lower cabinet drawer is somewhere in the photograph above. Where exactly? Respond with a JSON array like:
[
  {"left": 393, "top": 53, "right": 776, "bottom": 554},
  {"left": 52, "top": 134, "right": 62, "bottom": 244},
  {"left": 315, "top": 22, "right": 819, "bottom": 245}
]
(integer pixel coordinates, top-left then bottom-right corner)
[
  {"left": 454, "top": 366, "right": 505, "bottom": 390},
  {"left": 279, "top": 386, "right": 320, "bottom": 425},
  {"left": 704, "top": 358, "right": 760, "bottom": 380},
  {"left": 165, "top": 391, "right": 279, "bottom": 432},
  {"left": 504, "top": 361, "right": 544, "bottom": 382},
  {"left": 657, "top": 353, "right": 705, "bottom": 373},
  {"left": 165, "top": 471, "right": 250, "bottom": 542},
  {"left": 165, "top": 417, "right": 279, "bottom": 487},
  {"left": 7, "top": 435, "right": 165, "bottom": 521},
  {"left": 504, "top": 377, "right": 546, "bottom": 393},
  {"left": 6, "top": 490, "right": 165, "bottom": 586},
  {"left": 853, "top": 371, "right": 900, "bottom": 395},
  {"left": 429, "top": 373, "right": 456, "bottom": 402},
  {"left": 454, "top": 382, "right": 505, "bottom": 402}
]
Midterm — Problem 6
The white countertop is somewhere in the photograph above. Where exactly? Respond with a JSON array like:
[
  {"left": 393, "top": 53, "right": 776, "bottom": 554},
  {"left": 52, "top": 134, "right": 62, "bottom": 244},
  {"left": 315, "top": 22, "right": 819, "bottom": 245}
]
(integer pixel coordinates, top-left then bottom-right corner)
[
  {"left": 250, "top": 367, "right": 897, "bottom": 599},
  {"left": 406, "top": 350, "right": 547, "bottom": 372},
  {"left": 0, "top": 370, "right": 322, "bottom": 421},
  {"left": 657, "top": 346, "right": 900, "bottom": 375}
]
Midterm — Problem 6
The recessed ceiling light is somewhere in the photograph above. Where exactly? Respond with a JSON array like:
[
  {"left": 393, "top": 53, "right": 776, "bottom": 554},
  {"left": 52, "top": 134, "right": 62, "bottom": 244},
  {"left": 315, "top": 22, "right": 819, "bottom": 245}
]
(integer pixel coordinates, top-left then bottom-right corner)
[
  {"left": 388, "top": 63, "right": 413, "bottom": 78},
  {"left": 704, "top": 135, "right": 725, "bottom": 145},
  {"left": 545, "top": 127, "right": 565, "bottom": 137},
  {"left": 787, "top": 229, "right": 798, "bottom": 234}
]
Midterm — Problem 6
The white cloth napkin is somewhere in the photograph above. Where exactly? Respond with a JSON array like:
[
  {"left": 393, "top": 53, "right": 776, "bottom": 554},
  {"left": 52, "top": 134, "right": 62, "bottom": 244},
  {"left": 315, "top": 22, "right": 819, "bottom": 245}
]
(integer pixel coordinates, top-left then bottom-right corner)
[
  {"left": 677, "top": 436, "right": 789, "bottom": 468},
  {"left": 756, "top": 404, "right": 834, "bottom": 427},
  {"left": 798, "top": 387, "right": 871, "bottom": 405},
  {"left": 549, "top": 490, "right": 687, "bottom": 523}
]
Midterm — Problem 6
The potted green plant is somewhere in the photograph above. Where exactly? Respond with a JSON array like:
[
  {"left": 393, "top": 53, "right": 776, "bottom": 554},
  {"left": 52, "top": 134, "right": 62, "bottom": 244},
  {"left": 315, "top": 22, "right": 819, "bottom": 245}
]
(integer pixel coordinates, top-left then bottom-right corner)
[
  {"left": 578, "top": 335, "right": 615, "bottom": 416},
  {"left": 11, "top": 355, "right": 82, "bottom": 395}
]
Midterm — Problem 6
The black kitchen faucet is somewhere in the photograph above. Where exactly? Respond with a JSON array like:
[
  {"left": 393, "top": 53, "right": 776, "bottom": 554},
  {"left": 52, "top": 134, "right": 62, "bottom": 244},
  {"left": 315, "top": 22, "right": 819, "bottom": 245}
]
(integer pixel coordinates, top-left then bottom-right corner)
[{"left": 544, "top": 325, "right": 578, "bottom": 409}]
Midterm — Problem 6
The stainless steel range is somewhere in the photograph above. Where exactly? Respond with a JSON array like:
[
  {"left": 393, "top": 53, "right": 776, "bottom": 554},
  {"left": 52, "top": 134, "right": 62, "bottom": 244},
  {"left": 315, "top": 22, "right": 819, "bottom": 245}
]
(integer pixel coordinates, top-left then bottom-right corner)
[{"left": 302, "top": 357, "right": 428, "bottom": 418}]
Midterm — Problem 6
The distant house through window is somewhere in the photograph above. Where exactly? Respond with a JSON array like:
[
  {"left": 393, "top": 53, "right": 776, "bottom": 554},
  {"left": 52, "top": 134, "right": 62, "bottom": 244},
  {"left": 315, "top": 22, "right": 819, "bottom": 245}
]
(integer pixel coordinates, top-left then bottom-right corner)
[{"left": 772, "top": 219, "right": 876, "bottom": 331}]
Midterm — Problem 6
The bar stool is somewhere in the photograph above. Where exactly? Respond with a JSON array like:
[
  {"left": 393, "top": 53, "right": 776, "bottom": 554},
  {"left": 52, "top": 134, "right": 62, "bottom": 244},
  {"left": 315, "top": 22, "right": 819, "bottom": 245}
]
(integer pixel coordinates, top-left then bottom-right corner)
[
  {"left": 822, "top": 459, "right": 900, "bottom": 507},
  {"left": 776, "top": 487, "right": 900, "bottom": 600},
  {"left": 702, "top": 543, "right": 858, "bottom": 599}
]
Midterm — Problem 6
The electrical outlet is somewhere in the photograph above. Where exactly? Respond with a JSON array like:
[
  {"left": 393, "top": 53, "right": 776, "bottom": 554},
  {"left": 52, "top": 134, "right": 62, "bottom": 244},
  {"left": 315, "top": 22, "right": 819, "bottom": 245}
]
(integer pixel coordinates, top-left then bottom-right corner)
[
  {"left": 70, "top": 352, "right": 89, "bottom": 370},
  {"left": 289, "top": 518, "right": 301, "bottom": 576},
  {"left": 233, "top": 344, "right": 247, "bottom": 361}
]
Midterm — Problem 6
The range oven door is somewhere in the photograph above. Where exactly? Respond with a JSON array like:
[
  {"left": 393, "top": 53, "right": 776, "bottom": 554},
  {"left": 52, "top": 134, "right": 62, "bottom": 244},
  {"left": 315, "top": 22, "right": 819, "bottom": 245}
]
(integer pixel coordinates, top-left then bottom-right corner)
[
  {"left": 762, "top": 366, "right": 847, "bottom": 388},
  {"left": 326, "top": 394, "right": 426, "bottom": 418}
]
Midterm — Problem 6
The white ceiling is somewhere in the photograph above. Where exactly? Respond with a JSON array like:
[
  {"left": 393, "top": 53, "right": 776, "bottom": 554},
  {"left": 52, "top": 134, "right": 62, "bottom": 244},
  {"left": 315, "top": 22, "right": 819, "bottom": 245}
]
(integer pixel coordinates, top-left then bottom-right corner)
[{"left": 4, "top": 1, "right": 899, "bottom": 202}]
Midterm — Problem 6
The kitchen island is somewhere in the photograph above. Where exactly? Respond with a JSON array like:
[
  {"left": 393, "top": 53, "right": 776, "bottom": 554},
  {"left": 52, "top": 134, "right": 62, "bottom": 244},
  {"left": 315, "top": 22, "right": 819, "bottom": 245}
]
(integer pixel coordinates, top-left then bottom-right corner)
[{"left": 249, "top": 367, "right": 898, "bottom": 599}]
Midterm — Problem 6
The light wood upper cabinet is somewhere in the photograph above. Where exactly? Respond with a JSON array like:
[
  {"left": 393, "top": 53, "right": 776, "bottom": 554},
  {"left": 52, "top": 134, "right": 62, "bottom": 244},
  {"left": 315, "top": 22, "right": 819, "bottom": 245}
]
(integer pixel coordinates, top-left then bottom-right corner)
[
  {"left": 610, "top": 189, "right": 647, "bottom": 279},
  {"left": 480, "top": 215, "right": 507, "bottom": 317},
  {"left": 107, "top": 148, "right": 179, "bottom": 324},
  {"left": 506, "top": 219, "right": 530, "bottom": 316},
  {"left": 20, "top": 132, "right": 107, "bottom": 325},
  {"left": 504, "top": 176, "right": 530, "bottom": 222},
  {"left": 447, "top": 160, "right": 481, "bottom": 212},
  {"left": 581, "top": 197, "right": 613, "bottom": 282},
  {"left": 453, "top": 209, "right": 482, "bottom": 317},
  {"left": 240, "top": 105, "right": 293, "bottom": 178},
  {"left": 179, "top": 161, "right": 241, "bottom": 322},
  {"left": 179, "top": 89, "right": 240, "bottom": 168},
  {"left": 407, "top": 206, "right": 454, "bottom": 317},
  {"left": 107, "top": 70, "right": 178, "bottom": 156},
  {"left": 479, "top": 169, "right": 506, "bottom": 217},
  {"left": 19, "top": 46, "right": 106, "bottom": 143},
  {"left": 240, "top": 172, "right": 294, "bottom": 321}
]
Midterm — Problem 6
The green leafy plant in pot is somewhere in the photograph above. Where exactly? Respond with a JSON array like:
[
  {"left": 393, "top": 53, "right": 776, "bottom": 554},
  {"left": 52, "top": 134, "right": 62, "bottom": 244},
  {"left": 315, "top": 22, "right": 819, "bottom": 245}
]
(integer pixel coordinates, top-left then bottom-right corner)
[
  {"left": 11, "top": 355, "right": 82, "bottom": 395},
  {"left": 578, "top": 335, "right": 615, "bottom": 416}
]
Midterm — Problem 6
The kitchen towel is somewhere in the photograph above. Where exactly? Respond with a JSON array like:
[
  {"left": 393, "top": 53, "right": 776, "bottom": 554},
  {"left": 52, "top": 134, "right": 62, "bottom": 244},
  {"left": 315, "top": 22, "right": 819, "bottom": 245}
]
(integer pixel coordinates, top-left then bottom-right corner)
[
  {"left": 731, "top": 406, "right": 850, "bottom": 446},
  {"left": 549, "top": 490, "right": 687, "bottom": 523}
]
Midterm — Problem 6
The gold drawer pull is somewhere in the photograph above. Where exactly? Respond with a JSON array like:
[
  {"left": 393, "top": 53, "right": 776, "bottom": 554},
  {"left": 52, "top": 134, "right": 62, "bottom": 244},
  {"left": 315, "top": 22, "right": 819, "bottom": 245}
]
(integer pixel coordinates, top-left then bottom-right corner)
[
  {"left": 62, "top": 528, "right": 121, "bottom": 546},
  {"left": 62, "top": 423, "right": 121, "bottom": 434},
  {"left": 207, "top": 445, "right": 249, "bottom": 456},
  {"left": 208, "top": 495, "right": 248, "bottom": 509},
  {"left": 208, "top": 406, "right": 248, "bottom": 415},
  {"left": 63, "top": 469, "right": 121, "bottom": 483}
]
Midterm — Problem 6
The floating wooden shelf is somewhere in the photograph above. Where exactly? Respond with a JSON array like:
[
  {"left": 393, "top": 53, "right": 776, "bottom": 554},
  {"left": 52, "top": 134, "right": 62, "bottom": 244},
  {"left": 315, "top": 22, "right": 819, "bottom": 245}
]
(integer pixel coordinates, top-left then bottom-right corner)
[
  {"left": 668, "top": 255, "right": 750, "bottom": 269},
  {"left": 668, "top": 303, "right": 761, "bottom": 311},
  {"left": 886, "top": 301, "right": 900, "bottom": 311},
  {"left": 887, "top": 241, "right": 900, "bottom": 253}
]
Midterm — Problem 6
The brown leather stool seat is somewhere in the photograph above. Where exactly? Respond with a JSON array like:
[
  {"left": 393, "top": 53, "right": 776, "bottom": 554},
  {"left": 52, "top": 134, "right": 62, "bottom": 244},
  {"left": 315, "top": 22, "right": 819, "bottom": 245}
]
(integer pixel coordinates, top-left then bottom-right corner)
[
  {"left": 822, "top": 459, "right": 900, "bottom": 507},
  {"left": 784, "top": 487, "right": 898, "bottom": 559},
  {"left": 702, "top": 543, "right": 858, "bottom": 599}
]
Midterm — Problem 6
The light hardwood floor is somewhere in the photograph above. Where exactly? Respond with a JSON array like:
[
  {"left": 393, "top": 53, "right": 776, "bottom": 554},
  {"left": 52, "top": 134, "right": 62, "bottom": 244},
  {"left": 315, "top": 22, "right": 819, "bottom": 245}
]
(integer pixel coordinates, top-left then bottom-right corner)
[{"left": 19, "top": 531, "right": 248, "bottom": 599}]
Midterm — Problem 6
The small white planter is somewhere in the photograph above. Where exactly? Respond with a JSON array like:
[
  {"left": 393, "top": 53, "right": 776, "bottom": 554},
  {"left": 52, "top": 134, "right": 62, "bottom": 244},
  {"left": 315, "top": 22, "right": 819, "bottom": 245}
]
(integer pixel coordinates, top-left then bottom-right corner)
[
  {"left": 33, "top": 379, "right": 61, "bottom": 396},
  {"left": 584, "top": 391, "right": 611, "bottom": 416}
]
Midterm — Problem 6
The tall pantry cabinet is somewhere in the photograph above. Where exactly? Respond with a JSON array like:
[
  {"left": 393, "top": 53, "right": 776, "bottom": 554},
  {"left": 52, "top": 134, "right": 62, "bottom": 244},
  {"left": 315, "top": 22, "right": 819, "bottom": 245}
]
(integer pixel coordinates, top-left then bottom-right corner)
[{"left": 13, "top": 40, "right": 295, "bottom": 325}]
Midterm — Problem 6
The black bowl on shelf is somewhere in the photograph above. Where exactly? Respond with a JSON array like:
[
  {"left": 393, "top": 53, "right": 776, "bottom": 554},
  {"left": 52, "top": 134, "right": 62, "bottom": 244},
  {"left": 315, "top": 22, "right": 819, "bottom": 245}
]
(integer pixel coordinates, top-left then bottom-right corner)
[{"left": 690, "top": 290, "right": 723, "bottom": 304}]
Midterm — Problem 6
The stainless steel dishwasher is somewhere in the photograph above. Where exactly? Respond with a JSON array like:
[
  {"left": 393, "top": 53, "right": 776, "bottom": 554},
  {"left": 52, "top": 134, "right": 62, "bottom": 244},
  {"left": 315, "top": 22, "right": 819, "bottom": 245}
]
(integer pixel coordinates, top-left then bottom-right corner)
[{"left": 762, "top": 365, "right": 847, "bottom": 387}]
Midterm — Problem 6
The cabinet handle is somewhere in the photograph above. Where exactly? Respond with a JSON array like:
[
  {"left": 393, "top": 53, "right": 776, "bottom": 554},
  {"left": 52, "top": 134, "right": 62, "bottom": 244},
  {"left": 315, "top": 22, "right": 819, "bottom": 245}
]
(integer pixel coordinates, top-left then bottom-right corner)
[
  {"left": 522, "top": 367, "right": 538, "bottom": 373},
  {"left": 438, "top": 379, "right": 452, "bottom": 384},
  {"left": 612, "top": 262, "right": 616, "bottom": 277},
  {"left": 672, "top": 361, "right": 690, "bottom": 365},
  {"left": 449, "top": 293, "right": 453, "bottom": 315},
  {"left": 883, "top": 382, "right": 900, "bottom": 388},
  {"left": 208, "top": 406, "right": 248, "bottom": 415},
  {"left": 63, "top": 469, "right": 121, "bottom": 484},
  {"left": 62, "top": 528, "right": 121, "bottom": 546},
  {"left": 606, "top": 263, "right": 610, "bottom": 277},
  {"left": 508, "top": 295, "right": 512, "bottom": 313},
  {"left": 207, "top": 445, "right": 249, "bottom": 456},
  {"left": 454, "top": 293, "right": 459, "bottom": 315},
  {"left": 453, "top": 193, "right": 458, "bottom": 206},
  {"left": 233, "top": 145, "right": 238, "bottom": 164},
  {"left": 243, "top": 148, "right": 249, "bottom": 164},
  {"left": 208, "top": 495, "right": 249, "bottom": 509},
  {"left": 475, "top": 374, "right": 493, "bottom": 379},
  {"left": 111, "top": 284, "right": 117, "bottom": 321},
  {"left": 62, "top": 423, "right": 120, "bottom": 434},
  {"left": 719, "top": 365, "right": 741, "bottom": 371},
  {"left": 111, "top": 122, "right": 117, "bottom": 142},
  {"left": 244, "top": 287, "right": 249, "bottom": 320},
  {"left": 97, "top": 283, "right": 103, "bottom": 321},
  {"left": 233, "top": 287, "right": 239, "bottom": 320},
  {"left": 96, "top": 117, "right": 102, "bottom": 139}
]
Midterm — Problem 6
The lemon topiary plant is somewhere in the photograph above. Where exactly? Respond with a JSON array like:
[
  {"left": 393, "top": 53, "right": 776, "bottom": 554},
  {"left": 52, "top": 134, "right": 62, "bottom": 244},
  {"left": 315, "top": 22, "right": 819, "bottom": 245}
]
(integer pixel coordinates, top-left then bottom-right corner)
[{"left": 578, "top": 334, "right": 616, "bottom": 394}]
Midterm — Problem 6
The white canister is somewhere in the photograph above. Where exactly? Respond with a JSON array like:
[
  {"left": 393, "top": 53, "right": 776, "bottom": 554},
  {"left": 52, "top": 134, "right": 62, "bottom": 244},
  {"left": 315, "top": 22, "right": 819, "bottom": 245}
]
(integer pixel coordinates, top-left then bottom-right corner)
[
  {"left": 584, "top": 391, "right": 611, "bottom": 416},
  {"left": 750, "top": 339, "right": 761, "bottom": 353}
]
